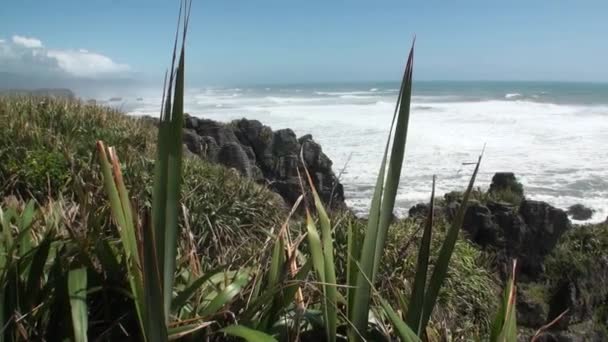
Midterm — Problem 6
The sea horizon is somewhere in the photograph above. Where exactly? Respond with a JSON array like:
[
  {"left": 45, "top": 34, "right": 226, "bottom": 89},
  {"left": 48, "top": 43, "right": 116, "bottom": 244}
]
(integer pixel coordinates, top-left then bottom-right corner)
[{"left": 102, "top": 80, "right": 608, "bottom": 223}]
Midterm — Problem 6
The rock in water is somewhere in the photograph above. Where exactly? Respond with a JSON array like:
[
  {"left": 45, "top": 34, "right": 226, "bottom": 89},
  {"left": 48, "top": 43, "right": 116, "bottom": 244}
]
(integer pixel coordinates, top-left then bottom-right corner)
[
  {"left": 567, "top": 204, "right": 594, "bottom": 221},
  {"left": 182, "top": 115, "right": 346, "bottom": 210}
]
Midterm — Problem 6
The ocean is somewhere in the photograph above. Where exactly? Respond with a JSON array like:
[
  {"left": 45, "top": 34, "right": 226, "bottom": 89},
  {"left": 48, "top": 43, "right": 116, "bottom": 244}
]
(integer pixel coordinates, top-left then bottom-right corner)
[{"left": 120, "top": 81, "right": 608, "bottom": 222}]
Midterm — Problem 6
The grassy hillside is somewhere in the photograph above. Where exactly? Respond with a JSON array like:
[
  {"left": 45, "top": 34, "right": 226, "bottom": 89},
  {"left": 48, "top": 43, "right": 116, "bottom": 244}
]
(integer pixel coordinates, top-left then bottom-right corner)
[
  {"left": 0, "top": 96, "right": 501, "bottom": 340},
  {"left": 0, "top": 96, "right": 284, "bottom": 265}
]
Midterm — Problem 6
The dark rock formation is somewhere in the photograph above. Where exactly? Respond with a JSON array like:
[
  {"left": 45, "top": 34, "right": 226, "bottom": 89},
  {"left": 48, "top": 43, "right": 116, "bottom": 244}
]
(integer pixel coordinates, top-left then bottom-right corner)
[
  {"left": 409, "top": 183, "right": 570, "bottom": 279},
  {"left": 217, "top": 142, "right": 252, "bottom": 177},
  {"left": 461, "top": 201, "right": 502, "bottom": 247},
  {"left": 182, "top": 114, "right": 345, "bottom": 210},
  {"left": 516, "top": 200, "right": 572, "bottom": 276},
  {"left": 408, "top": 203, "right": 430, "bottom": 218},
  {"left": 431, "top": 190, "right": 571, "bottom": 279},
  {"left": 567, "top": 204, "right": 594, "bottom": 221},
  {"left": 489, "top": 172, "right": 524, "bottom": 198},
  {"left": 406, "top": 172, "right": 608, "bottom": 337}
]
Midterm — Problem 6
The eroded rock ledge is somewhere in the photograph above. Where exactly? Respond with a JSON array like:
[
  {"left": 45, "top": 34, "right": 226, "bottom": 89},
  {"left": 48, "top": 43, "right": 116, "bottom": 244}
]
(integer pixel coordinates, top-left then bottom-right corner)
[
  {"left": 409, "top": 172, "right": 608, "bottom": 341},
  {"left": 182, "top": 114, "right": 345, "bottom": 210}
]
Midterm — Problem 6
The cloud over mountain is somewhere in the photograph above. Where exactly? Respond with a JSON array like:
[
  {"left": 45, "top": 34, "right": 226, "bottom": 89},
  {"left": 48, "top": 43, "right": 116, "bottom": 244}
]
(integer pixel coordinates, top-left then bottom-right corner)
[{"left": 0, "top": 35, "right": 131, "bottom": 79}]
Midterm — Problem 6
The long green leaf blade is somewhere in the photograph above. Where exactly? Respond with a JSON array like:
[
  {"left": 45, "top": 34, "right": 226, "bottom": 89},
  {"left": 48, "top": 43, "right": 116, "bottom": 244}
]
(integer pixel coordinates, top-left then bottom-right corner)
[
  {"left": 491, "top": 260, "right": 518, "bottom": 342},
  {"left": 305, "top": 212, "right": 326, "bottom": 285},
  {"left": 172, "top": 268, "right": 223, "bottom": 311},
  {"left": 221, "top": 325, "right": 278, "bottom": 342},
  {"left": 350, "top": 41, "right": 415, "bottom": 341},
  {"left": 142, "top": 213, "right": 169, "bottom": 342},
  {"left": 380, "top": 298, "right": 422, "bottom": 342},
  {"left": 162, "top": 39, "right": 186, "bottom": 318},
  {"left": 302, "top": 166, "right": 337, "bottom": 342},
  {"left": 372, "top": 43, "right": 416, "bottom": 280},
  {"left": 168, "top": 321, "right": 213, "bottom": 340},
  {"left": 405, "top": 176, "right": 435, "bottom": 334},
  {"left": 199, "top": 270, "right": 250, "bottom": 317},
  {"left": 346, "top": 219, "right": 362, "bottom": 318},
  {"left": 97, "top": 142, "right": 145, "bottom": 333},
  {"left": 25, "top": 236, "right": 52, "bottom": 308},
  {"left": 68, "top": 267, "right": 88, "bottom": 342},
  {"left": 419, "top": 154, "right": 482, "bottom": 332}
]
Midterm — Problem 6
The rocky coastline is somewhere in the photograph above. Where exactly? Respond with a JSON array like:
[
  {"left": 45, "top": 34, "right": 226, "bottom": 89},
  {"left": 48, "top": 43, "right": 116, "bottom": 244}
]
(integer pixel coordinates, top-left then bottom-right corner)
[
  {"left": 181, "top": 114, "right": 346, "bottom": 211},
  {"left": 181, "top": 116, "right": 607, "bottom": 340}
]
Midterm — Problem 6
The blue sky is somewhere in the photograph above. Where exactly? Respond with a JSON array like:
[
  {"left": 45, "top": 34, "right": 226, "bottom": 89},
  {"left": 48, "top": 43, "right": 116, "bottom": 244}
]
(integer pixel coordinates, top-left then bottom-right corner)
[{"left": 1, "top": 0, "right": 608, "bottom": 85}]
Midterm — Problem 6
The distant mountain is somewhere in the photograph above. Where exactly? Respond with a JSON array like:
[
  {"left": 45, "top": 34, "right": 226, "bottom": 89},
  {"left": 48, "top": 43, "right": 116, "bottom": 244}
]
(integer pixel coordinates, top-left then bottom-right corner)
[
  {"left": 0, "top": 88, "right": 75, "bottom": 99},
  {"left": 0, "top": 71, "right": 144, "bottom": 98}
]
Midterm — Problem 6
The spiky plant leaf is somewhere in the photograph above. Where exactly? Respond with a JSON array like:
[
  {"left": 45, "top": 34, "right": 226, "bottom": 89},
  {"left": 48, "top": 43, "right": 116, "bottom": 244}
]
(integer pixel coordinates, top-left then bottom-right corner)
[
  {"left": 350, "top": 41, "right": 415, "bottom": 341},
  {"left": 418, "top": 154, "right": 482, "bottom": 333},
  {"left": 68, "top": 267, "right": 88, "bottom": 342},
  {"left": 405, "top": 176, "right": 435, "bottom": 334},
  {"left": 221, "top": 325, "right": 278, "bottom": 342},
  {"left": 302, "top": 164, "right": 338, "bottom": 342},
  {"left": 172, "top": 268, "right": 223, "bottom": 311},
  {"left": 199, "top": 270, "right": 250, "bottom": 317},
  {"left": 380, "top": 298, "right": 422, "bottom": 342},
  {"left": 491, "top": 260, "right": 518, "bottom": 342}
]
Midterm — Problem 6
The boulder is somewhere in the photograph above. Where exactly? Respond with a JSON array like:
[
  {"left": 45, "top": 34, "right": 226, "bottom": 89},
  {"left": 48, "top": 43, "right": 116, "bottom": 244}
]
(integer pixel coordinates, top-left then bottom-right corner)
[
  {"left": 489, "top": 172, "right": 524, "bottom": 198},
  {"left": 272, "top": 129, "right": 299, "bottom": 157},
  {"left": 461, "top": 202, "right": 500, "bottom": 247},
  {"left": 183, "top": 129, "right": 204, "bottom": 156},
  {"left": 408, "top": 203, "right": 430, "bottom": 218},
  {"left": 567, "top": 204, "right": 594, "bottom": 221},
  {"left": 217, "top": 142, "right": 251, "bottom": 177},
  {"left": 518, "top": 200, "right": 571, "bottom": 272},
  {"left": 190, "top": 116, "right": 240, "bottom": 146},
  {"left": 232, "top": 119, "right": 274, "bottom": 169},
  {"left": 185, "top": 114, "right": 200, "bottom": 130},
  {"left": 200, "top": 136, "right": 220, "bottom": 162},
  {"left": 300, "top": 136, "right": 333, "bottom": 172}
]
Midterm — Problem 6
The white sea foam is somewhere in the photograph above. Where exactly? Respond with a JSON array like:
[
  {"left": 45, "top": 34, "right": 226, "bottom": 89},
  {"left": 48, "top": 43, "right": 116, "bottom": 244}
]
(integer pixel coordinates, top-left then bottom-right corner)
[
  {"left": 128, "top": 86, "right": 608, "bottom": 223},
  {"left": 505, "top": 93, "right": 522, "bottom": 99}
]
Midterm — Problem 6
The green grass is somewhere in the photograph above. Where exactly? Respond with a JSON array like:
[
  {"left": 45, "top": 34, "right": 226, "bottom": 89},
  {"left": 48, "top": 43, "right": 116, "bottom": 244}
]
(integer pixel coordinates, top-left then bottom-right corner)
[
  {"left": 332, "top": 213, "right": 500, "bottom": 337},
  {"left": 0, "top": 96, "right": 283, "bottom": 267}
]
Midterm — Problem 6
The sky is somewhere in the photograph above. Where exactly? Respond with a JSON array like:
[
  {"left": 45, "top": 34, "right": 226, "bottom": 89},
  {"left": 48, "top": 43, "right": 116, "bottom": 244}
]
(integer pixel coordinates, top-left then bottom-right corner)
[{"left": 1, "top": 0, "right": 608, "bottom": 88}]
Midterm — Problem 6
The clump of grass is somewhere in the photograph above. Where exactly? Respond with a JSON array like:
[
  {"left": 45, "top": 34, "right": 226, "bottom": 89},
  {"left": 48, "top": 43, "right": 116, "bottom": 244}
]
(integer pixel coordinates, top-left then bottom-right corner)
[
  {"left": 545, "top": 222, "right": 608, "bottom": 282},
  {"left": 542, "top": 222, "right": 608, "bottom": 330}
]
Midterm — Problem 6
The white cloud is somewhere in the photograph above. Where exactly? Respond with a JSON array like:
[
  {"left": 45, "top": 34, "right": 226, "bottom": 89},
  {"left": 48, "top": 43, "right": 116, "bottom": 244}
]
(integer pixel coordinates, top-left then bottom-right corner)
[
  {"left": 0, "top": 34, "right": 131, "bottom": 79},
  {"left": 12, "top": 35, "right": 43, "bottom": 48},
  {"left": 47, "top": 49, "right": 130, "bottom": 77},
  {"left": 0, "top": 39, "right": 5, "bottom": 44}
]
